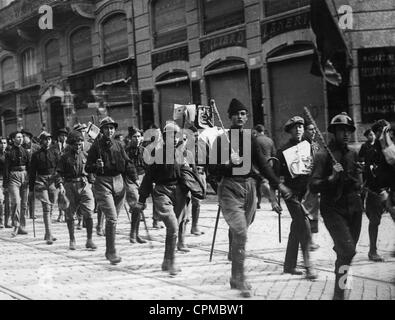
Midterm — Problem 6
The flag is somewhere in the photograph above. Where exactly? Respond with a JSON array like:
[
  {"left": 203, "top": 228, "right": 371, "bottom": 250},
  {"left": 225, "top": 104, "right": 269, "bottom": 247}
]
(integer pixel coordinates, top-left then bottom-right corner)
[
  {"left": 173, "top": 104, "right": 186, "bottom": 120},
  {"left": 87, "top": 122, "right": 100, "bottom": 140},
  {"left": 185, "top": 104, "right": 196, "bottom": 123}
]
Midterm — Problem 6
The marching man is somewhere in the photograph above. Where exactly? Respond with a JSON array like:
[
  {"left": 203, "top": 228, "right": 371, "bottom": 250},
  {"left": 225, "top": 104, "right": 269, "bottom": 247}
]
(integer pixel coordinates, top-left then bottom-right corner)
[
  {"left": 57, "top": 131, "right": 97, "bottom": 251},
  {"left": 310, "top": 112, "right": 363, "bottom": 300}
]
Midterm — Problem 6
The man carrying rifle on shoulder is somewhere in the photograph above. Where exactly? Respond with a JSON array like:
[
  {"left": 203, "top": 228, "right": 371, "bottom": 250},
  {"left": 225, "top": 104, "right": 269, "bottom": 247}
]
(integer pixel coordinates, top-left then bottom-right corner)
[{"left": 209, "top": 98, "right": 290, "bottom": 298}]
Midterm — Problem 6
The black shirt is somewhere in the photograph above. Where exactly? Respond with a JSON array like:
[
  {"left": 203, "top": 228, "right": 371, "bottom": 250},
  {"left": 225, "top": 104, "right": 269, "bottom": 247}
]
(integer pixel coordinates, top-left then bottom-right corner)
[{"left": 29, "top": 146, "right": 60, "bottom": 191}]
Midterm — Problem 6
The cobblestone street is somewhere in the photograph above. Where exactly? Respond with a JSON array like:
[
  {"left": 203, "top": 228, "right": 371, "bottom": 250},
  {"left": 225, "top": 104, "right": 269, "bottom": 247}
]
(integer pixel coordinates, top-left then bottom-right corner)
[{"left": 0, "top": 196, "right": 394, "bottom": 301}]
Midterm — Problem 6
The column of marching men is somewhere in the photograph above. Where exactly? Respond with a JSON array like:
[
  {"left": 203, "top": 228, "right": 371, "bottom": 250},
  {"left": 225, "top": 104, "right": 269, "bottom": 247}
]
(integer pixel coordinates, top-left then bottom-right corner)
[{"left": 0, "top": 103, "right": 394, "bottom": 301}]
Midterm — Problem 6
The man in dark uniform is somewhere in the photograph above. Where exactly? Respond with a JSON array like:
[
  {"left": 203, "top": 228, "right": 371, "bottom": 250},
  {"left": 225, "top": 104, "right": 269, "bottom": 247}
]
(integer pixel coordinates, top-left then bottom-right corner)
[
  {"left": 277, "top": 116, "right": 317, "bottom": 280},
  {"left": 209, "top": 99, "right": 290, "bottom": 297},
  {"left": 0, "top": 136, "right": 11, "bottom": 228},
  {"left": 57, "top": 131, "right": 97, "bottom": 251},
  {"left": 125, "top": 127, "right": 146, "bottom": 244},
  {"left": 29, "top": 131, "right": 60, "bottom": 244},
  {"left": 134, "top": 122, "right": 190, "bottom": 276},
  {"left": 53, "top": 128, "right": 69, "bottom": 223},
  {"left": 310, "top": 112, "right": 363, "bottom": 300},
  {"left": 302, "top": 120, "right": 321, "bottom": 251},
  {"left": 4, "top": 131, "right": 31, "bottom": 236},
  {"left": 86, "top": 117, "right": 137, "bottom": 264},
  {"left": 21, "top": 129, "right": 40, "bottom": 220},
  {"left": 363, "top": 120, "right": 395, "bottom": 262},
  {"left": 73, "top": 123, "right": 91, "bottom": 230}
]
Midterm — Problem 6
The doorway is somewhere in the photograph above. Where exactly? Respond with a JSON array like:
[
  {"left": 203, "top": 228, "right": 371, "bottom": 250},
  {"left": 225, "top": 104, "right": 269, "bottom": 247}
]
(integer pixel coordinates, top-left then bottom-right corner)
[{"left": 49, "top": 97, "right": 65, "bottom": 136}]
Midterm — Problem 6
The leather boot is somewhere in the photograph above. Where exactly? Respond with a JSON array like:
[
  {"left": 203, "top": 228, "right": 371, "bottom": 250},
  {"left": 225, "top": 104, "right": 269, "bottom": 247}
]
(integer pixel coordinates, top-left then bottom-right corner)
[
  {"left": 105, "top": 221, "right": 121, "bottom": 264},
  {"left": 4, "top": 211, "right": 12, "bottom": 228},
  {"left": 162, "top": 234, "right": 181, "bottom": 276},
  {"left": 130, "top": 210, "right": 147, "bottom": 244},
  {"left": 43, "top": 207, "right": 56, "bottom": 245},
  {"left": 85, "top": 218, "right": 97, "bottom": 250},
  {"left": 96, "top": 209, "right": 104, "bottom": 236},
  {"left": 302, "top": 242, "right": 317, "bottom": 280},
  {"left": 368, "top": 223, "right": 384, "bottom": 261},
  {"left": 333, "top": 272, "right": 345, "bottom": 300},
  {"left": 67, "top": 219, "right": 76, "bottom": 250},
  {"left": 177, "top": 221, "right": 190, "bottom": 252},
  {"left": 190, "top": 202, "right": 204, "bottom": 235},
  {"left": 230, "top": 244, "right": 251, "bottom": 298}
]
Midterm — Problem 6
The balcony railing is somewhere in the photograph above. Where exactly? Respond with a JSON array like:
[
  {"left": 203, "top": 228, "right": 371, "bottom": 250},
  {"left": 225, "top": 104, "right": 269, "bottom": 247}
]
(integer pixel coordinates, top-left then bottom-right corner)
[{"left": 1, "top": 81, "right": 15, "bottom": 91}]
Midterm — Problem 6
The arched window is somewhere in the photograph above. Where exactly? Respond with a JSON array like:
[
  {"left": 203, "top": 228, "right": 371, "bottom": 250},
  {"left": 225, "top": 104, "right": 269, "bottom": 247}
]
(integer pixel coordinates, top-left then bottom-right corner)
[
  {"left": 102, "top": 13, "right": 129, "bottom": 64},
  {"left": 152, "top": 0, "right": 187, "bottom": 48},
  {"left": 1, "top": 56, "right": 16, "bottom": 89},
  {"left": 202, "top": 0, "right": 244, "bottom": 34},
  {"left": 21, "top": 48, "right": 37, "bottom": 86},
  {"left": 70, "top": 27, "right": 92, "bottom": 72},
  {"left": 44, "top": 39, "right": 60, "bottom": 78}
]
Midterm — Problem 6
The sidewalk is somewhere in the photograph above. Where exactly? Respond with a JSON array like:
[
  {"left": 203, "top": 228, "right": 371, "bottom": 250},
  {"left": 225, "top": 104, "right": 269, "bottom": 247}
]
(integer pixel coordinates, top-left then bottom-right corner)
[{"left": 0, "top": 198, "right": 394, "bottom": 300}]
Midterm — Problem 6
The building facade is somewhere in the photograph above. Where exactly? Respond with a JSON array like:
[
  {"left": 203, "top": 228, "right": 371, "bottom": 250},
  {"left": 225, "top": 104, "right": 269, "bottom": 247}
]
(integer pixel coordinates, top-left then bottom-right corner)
[
  {"left": 0, "top": 0, "right": 394, "bottom": 145},
  {"left": 0, "top": 0, "right": 139, "bottom": 137}
]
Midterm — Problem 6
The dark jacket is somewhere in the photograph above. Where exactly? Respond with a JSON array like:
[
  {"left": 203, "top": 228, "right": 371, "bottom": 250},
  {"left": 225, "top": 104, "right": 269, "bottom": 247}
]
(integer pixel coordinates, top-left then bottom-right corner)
[
  {"left": 208, "top": 129, "right": 280, "bottom": 187},
  {"left": 3, "top": 145, "right": 30, "bottom": 187},
  {"left": 29, "top": 146, "right": 61, "bottom": 191},
  {"left": 138, "top": 144, "right": 185, "bottom": 203},
  {"left": 126, "top": 144, "right": 146, "bottom": 176},
  {"left": 86, "top": 136, "right": 138, "bottom": 181},
  {"left": 363, "top": 140, "right": 395, "bottom": 192},
  {"left": 57, "top": 148, "right": 92, "bottom": 187},
  {"left": 0, "top": 149, "right": 6, "bottom": 178},
  {"left": 310, "top": 140, "right": 363, "bottom": 203}
]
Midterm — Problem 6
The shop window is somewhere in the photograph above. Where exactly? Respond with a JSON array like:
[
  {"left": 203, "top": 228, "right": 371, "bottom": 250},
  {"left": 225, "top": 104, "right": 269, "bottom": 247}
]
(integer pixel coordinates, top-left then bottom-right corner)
[
  {"left": 44, "top": 39, "right": 61, "bottom": 78},
  {"left": 202, "top": 0, "right": 244, "bottom": 35},
  {"left": 102, "top": 13, "right": 128, "bottom": 64},
  {"left": 70, "top": 27, "right": 92, "bottom": 72},
  {"left": 263, "top": 0, "right": 309, "bottom": 17},
  {"left": 21, "top": 48, "right": 37, "bottom": 86},
  {"left": 152, "top": 0, "right": 187, "bottom": 48},
  {"left": 1, "top": 56, "right": 16, "bottom": 90}
]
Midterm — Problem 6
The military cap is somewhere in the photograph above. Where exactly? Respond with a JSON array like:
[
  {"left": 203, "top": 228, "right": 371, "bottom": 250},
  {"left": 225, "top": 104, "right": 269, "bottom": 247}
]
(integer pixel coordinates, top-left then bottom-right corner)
[
  {"left": 228, "top": 98, "right": 248, "bottom": 117},
  {"left": 38, "top": 131, "right": 52, "bottom": 140},
  {"left": 21, "top": 129, "right": 34, "bottom": 138},
  {"left": 9, "top": 131, "right": 22, "bottom": 139},
  {"left": 328, "top": 112, "right": 356, "bottom": 134},
  {"left": 66, "top": 130, "right": 84, "bottom": 144},
  {"left": 73, "top": 123, "right": 88, "bottom": 132},
  {"left": 100, "top": 116, "right": 118, "bottom": 129},
  {"left": 284, "top": 116, "right": 305, "bottom": 133}
]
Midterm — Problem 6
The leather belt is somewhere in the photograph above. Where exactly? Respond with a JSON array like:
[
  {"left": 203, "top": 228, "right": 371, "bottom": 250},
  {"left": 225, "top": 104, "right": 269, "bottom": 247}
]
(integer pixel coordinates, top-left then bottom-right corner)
[
  {"left": 10, "top": 166, "right": 26, "bottom": 171},
  {"left": 65, "top": 177, "right": 86, "bottom": 183}
]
